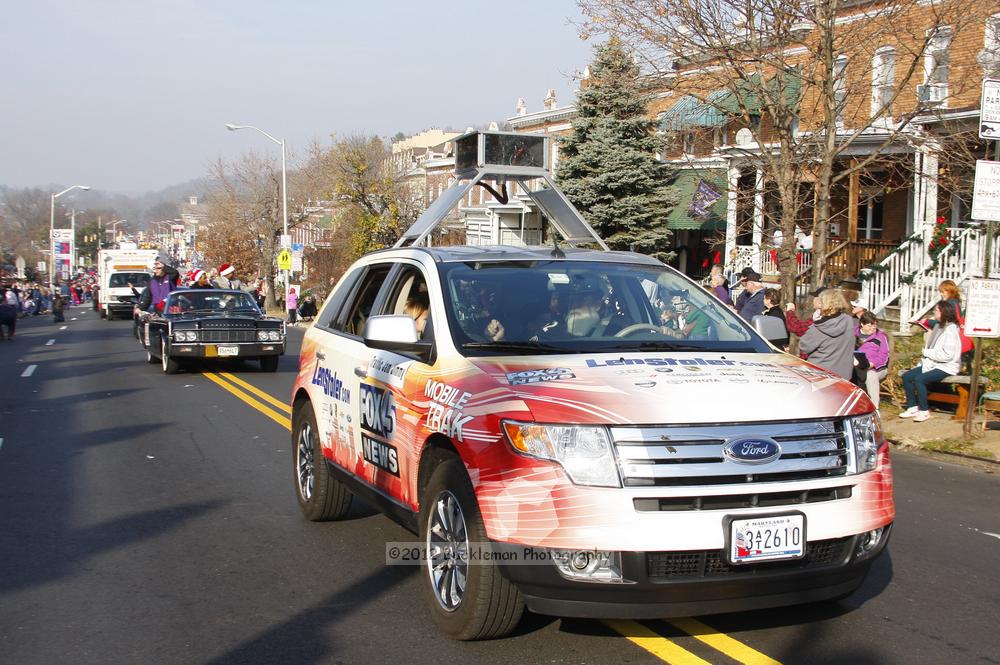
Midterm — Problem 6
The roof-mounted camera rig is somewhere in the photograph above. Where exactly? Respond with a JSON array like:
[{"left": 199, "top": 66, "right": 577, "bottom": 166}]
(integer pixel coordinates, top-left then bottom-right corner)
[{"left": 394, "top": 130, "right": 609, "bottom": 251}]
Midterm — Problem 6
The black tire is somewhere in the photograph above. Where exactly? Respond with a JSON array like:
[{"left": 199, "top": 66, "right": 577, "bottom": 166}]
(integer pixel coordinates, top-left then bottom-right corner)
[
  {"left": 146, "top": 346, "right": 158, "bottom": 364},
  {"left": 419, "top": 454, "right": 524, "bottom": 640},
  {"left": 293, "top": 402, "right": 352, "bottom": 521},
  {"left": 161, "top": 337, "right": 180, "bottom": 374},
  {"left": 259, "top": 355, "right": 279, "bottom": 372}
]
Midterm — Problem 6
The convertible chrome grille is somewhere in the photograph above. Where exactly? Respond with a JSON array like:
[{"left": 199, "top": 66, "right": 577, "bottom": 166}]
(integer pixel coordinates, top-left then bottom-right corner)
[
  {"left": 199, "top": 330, "right": 256, "bottom": 343},
  {"left": 612, "top": 420, "right": 849, "bottom": 487}
]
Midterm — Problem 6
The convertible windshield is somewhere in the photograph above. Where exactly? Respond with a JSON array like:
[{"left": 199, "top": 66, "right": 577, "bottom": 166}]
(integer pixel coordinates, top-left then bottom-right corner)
[
  {"left": 163, "top": 290, "right": 260, "bottom": 316},
  {"left": 439, "top": 260, "right": 768, "bottom": 355}
]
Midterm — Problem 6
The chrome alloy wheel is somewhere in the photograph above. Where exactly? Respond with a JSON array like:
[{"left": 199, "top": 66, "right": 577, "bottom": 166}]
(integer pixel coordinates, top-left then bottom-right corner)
[
  {"left": 296, "top": 420, "right": 315, "bottom": 501},
  {"left": 426, "top": 490, "right": 469, "bottom": 611}
]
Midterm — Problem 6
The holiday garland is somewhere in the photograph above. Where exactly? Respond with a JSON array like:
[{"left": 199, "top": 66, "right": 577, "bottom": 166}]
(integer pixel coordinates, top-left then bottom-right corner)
[{"left": 927, "top": 216, "right": 950, "bottom": 260}]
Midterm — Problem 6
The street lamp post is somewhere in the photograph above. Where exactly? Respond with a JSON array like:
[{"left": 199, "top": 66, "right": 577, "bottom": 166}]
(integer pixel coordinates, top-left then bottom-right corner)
[
  {"left": 49, "top": 185, "right": 91, "bottom": 287},
  {"left": 107, "top": 220, "right": 127, "bottom": 247},
  {"left": 225, "top": 123, "right": 288, "bottom": 304}
]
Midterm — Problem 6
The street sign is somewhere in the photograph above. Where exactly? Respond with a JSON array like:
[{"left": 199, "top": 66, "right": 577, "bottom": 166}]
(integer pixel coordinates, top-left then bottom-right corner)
[
  {"left": 291, "top": 256, "right": 303, "bottom": 272},
  {"left": 965, "top": 278, "right": 1000, "bottom": 338},
  {"left": 280, "top": 234, "right": 292, "bottom": 249},
  {"left": 972, "top": 160, "right": 1000, "bottom": 222},
  {"left": 291, "top": 242, "right": 304, "bottom": 257},
  {"left": 980, "top": 78, "right": 1000, "bottom": 140},
  {"left": 277, "top": 248, "right": 292, "bottom": 271}
]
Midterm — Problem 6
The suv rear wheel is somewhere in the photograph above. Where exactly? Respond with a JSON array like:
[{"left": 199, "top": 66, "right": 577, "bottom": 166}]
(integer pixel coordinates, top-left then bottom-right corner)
[
  {"left": 293, "top": 402, "right": 352, "bottom": 521},
  {"left": 419, "top": 455, "right": 524, "bottom": 640}
]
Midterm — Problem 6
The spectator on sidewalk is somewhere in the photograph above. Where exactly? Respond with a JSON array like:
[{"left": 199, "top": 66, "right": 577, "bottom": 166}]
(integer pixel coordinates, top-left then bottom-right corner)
[
  {"left": 798, "top": 289, "right": 855, "bottom": 380},
  {"left": 785, "top": 287, "right": 826, "bottom": 338},
  {"left": 286, "top": 287, "right": 299, "bottom": 325},
  {"left": 853, "top": 311, "right": 891, "bottom": 408},
  {"left": 900, "top": 300, "right": 962, "bottom": 423},
  {"left": 52, "top": 293, "right": 66, "bottom": 323},
  {"left": 762, "top": 288, "right": 788, "bottom": 349},
  {"left": 735, "top": 269, "right": 766, "bottom": 322},
  {"left": 0, "top": 298, "right": 16, "bottom": 340}
]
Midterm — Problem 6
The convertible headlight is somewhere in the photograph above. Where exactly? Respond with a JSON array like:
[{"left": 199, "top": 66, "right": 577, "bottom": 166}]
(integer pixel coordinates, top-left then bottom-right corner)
[
  {"left": 257, "top": 330, "right": 269, "bottom": 341},
  {"left": 502, "top": 421, "right": 620, "bottom": 487},
  {"left": 257, "top": 330, "right": 281, "bottom": 341},
  {"left": 849, "top": 412, "right": 885, "bottom": 473},
  {"left": 270, "top": 330, "right": 282, "bottom": 341},
  {"left": 174, "top": 330, "right": 197, "bottom": 342}
]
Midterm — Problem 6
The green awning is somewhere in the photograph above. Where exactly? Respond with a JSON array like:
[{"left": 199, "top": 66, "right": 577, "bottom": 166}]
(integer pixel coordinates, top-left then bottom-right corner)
[
  {"left": 715, "top": 70, "right": 802, "bottom": 116},
  {"left": 659, "top": 95, "right": 726, "bottom": 131},
  {"left": 665, "top": 169, "right": 728, "bottom": 231}
]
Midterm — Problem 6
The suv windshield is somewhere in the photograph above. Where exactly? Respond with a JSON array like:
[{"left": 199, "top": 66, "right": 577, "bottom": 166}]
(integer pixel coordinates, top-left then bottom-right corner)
[
  {"left": 108, "top": 272, "right": 150, "bottom": 288},
  {"left": 163, "top": 291, "right": 260, "bottom": 316},
  {"left": 440, "top": 260, "right": 769, "bottom": 355}
]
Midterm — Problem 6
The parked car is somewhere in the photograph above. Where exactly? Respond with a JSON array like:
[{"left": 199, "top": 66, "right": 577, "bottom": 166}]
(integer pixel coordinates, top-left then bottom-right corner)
[{"left": 140, "top": 289, "right": 285, "bottom": 374}]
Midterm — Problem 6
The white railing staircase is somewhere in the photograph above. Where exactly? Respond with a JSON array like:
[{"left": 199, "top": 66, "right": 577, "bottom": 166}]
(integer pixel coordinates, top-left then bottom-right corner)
[{"left": 859, "top": 224, "right": 999, "bottom": 332}]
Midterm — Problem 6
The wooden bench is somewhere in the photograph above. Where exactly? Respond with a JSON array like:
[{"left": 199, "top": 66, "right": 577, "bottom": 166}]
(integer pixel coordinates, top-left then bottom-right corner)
[
  {"left": 896, "top": 371, "right": 990, "bottom": 420},
  {"left": 927, "top": 375, "right": 990, "bottom": 420}
]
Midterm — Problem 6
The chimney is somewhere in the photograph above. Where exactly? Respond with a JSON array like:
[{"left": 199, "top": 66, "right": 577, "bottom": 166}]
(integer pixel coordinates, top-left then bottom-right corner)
[
  {"left": 515, "top": 97, "right": 527, "bottom": 116},
  {"left": 543, "top": 89, "right": 557, "bottom": 111}
]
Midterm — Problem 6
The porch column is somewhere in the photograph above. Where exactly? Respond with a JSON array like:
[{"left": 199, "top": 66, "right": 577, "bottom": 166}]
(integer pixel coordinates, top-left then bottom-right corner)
[
  {"left": 753, "top": 167, "right": 765, "bottom": 272},
  {"left": 725, "top": 162, "right": 740, "bottom": 266},
  {"left": 915, "top": 142, "right": 939, "bottom": 234},
  {"left": 848, "top": 159, "right": 860, "bottom": 242}
]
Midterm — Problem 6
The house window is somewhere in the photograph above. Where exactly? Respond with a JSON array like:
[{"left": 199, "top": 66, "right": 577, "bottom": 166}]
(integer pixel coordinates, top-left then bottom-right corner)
[
  {"left": 983, "top": 14, "right": 1000, "bottom": 74},
  {"left": 924, "top": 27, "right": 951, "bottom": 105},
  {"left": 871, "top": 47, "right": 895, "bottom": 117},
  {"left": 834, "top": 56, "right": 848, "bottom": 124},
  {"left": 712, "top": 126, "right": 724, "bottom": 147}
]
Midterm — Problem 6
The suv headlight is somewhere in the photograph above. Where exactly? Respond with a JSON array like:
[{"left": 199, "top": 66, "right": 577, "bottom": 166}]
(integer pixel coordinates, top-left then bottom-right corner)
[
  {"left": 849, "top": 412, "right": 885, "bottom": 473},
  {"left": 502, "top": 421, "right": 620, "bottom": 487}
]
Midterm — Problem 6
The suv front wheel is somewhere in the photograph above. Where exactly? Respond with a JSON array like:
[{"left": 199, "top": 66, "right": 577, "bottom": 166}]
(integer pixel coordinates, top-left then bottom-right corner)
[
  {"left": 293, "top": 403, "right": 352, "bottom": 521},
  {"left": 419, "top": 454, "right": 524, "bottom": 640}
]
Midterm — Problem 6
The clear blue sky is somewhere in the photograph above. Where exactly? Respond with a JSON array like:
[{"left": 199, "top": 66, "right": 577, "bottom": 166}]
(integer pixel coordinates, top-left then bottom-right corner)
[{"left": 1, "top": 0, "right": 593, "bottom": 194}]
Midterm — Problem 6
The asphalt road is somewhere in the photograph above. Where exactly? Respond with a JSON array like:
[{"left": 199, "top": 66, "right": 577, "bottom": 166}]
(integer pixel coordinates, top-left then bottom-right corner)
[{"left": 1, "top": 305, "right": 998, "bottom": 665}]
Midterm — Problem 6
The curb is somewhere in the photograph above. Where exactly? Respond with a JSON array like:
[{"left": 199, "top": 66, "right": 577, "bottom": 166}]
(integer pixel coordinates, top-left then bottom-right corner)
[{"left": 888, "top": 438, "right": 999, "bottom": 467}]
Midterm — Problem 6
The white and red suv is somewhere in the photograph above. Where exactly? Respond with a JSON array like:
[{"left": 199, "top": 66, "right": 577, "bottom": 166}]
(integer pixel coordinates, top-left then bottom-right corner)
[{"left": 289, "top": 132, "right": 893, "bottom": 640}]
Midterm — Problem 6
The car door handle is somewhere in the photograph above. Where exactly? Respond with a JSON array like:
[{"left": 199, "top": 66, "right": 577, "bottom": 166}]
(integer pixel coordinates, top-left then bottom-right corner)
[{"left": 354, "top": 366, "right": 367, "bottom": 378}]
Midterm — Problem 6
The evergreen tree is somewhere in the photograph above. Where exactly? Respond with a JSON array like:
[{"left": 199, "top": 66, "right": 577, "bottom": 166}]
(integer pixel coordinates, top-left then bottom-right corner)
[{"left": 557, "top": 39, "right": 677, "bottom": 260}]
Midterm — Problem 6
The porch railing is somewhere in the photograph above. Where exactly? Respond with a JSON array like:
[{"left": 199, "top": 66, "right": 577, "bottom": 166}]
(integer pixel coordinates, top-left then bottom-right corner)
[{"left": 899, "top": 225, "right": 1000, "bottom": 328}]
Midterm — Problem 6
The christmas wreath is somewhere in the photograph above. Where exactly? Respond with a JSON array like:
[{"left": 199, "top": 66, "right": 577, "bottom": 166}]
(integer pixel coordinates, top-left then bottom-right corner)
[{"left": 927, "top": 216, "right": 950, "bottom": 260}]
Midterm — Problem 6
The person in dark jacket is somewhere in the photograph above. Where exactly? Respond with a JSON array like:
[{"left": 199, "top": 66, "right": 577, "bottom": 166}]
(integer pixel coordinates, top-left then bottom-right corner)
[
  {"left": 735, "top": 269, "right": 766, "bottom": 322},
  {"left": 762, "top": 288, "right": 788, "bottom": 349},
  {"left": 798, "top": 289, "right": 855, "bottom": 379}
]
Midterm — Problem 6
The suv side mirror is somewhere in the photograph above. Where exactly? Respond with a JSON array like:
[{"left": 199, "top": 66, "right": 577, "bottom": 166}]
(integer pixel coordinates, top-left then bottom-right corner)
[
  {"left": 364, "top": 315, "right": 435, "bottom": 363},
  {"left": 752, "top": 314, "right": 788, "bottom": 344}
]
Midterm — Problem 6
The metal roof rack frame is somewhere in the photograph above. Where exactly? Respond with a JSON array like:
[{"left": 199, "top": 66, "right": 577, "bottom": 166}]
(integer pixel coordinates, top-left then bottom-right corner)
[{"left": 394, "top": 130, "right": 609, "bottom": 251}]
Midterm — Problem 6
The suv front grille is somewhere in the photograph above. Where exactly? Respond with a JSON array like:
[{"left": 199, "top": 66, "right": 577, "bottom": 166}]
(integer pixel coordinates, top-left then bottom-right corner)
[
  {"left": 633, "top": 485, "right": 853, "bottom": 512},
  {"left": 646, "top": 537, "right": 852, "bottom": 580},
  {"left": 612, "top": 420, "right": 849, "bottom": 487}
]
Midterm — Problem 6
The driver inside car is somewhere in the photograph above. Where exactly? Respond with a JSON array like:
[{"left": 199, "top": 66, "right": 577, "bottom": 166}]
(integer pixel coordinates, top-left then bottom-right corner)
[{"left": 564, "top": 288, "right": 604, "bottom": 336}]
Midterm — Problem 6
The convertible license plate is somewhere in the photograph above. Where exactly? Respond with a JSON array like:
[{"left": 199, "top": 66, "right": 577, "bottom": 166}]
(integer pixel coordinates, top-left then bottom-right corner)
[
  {"left": 729, "top": 514, "right": 805, "bottom": 564},
  {"left": 217, "top": 346, "right": 239, "bottom": 357}
]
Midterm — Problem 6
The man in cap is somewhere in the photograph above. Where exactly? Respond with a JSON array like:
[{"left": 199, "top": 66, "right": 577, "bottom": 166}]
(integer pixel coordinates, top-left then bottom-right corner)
[
  {"left": 214, "top": 263, "right": 243, "bottom": 290},
  {"left": 735, "top": 269, "right": 766, "bottom": 321}
]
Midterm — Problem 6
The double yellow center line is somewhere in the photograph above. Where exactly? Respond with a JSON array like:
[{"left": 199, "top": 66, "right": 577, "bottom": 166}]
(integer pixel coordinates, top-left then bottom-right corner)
[
  {"left": 202, "top": 372, "right": 783, "bottom": 665},
  {"left": 203, "top": 371, "right": 291, "bottom": 430}
]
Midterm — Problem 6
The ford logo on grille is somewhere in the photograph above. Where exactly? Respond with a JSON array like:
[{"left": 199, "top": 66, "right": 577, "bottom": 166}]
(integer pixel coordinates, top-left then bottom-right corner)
[{"left": 723, "top": 437, "right": 781, "bottom": 464}]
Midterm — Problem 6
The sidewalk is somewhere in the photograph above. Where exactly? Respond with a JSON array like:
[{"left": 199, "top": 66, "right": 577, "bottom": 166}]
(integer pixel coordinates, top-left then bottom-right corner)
[{"left": 880, "top": 402, "right": 1000, "bottom": 463}]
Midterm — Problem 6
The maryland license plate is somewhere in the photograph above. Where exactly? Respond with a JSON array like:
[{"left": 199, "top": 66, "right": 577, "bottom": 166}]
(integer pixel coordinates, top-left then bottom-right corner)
[
  {"left": 217, "top": 346, "right": 239, "bottom": 357},
  {"left": 728, "top": 514, "right": 805, "bottom": 564}
]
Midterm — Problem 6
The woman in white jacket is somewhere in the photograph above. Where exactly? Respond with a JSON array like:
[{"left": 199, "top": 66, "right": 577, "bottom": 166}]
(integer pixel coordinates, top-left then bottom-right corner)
[{"left": 900, "top": 300, "right": 962, "bottom": 422}]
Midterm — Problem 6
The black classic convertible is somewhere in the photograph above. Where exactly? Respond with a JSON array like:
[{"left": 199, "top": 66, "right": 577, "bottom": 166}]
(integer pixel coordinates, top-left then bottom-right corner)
[{"left": 140, "top": 289, "right": 286, "bottom": 374}]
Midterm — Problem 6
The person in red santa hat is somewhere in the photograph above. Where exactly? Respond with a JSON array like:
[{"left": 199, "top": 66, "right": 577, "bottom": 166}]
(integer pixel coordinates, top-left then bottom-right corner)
[
  {"left": 189, "top": 269, "right": 213, "bottom": 289},
  {"left": 214, "top": 262, "right": 243, "bottom": 290}
]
